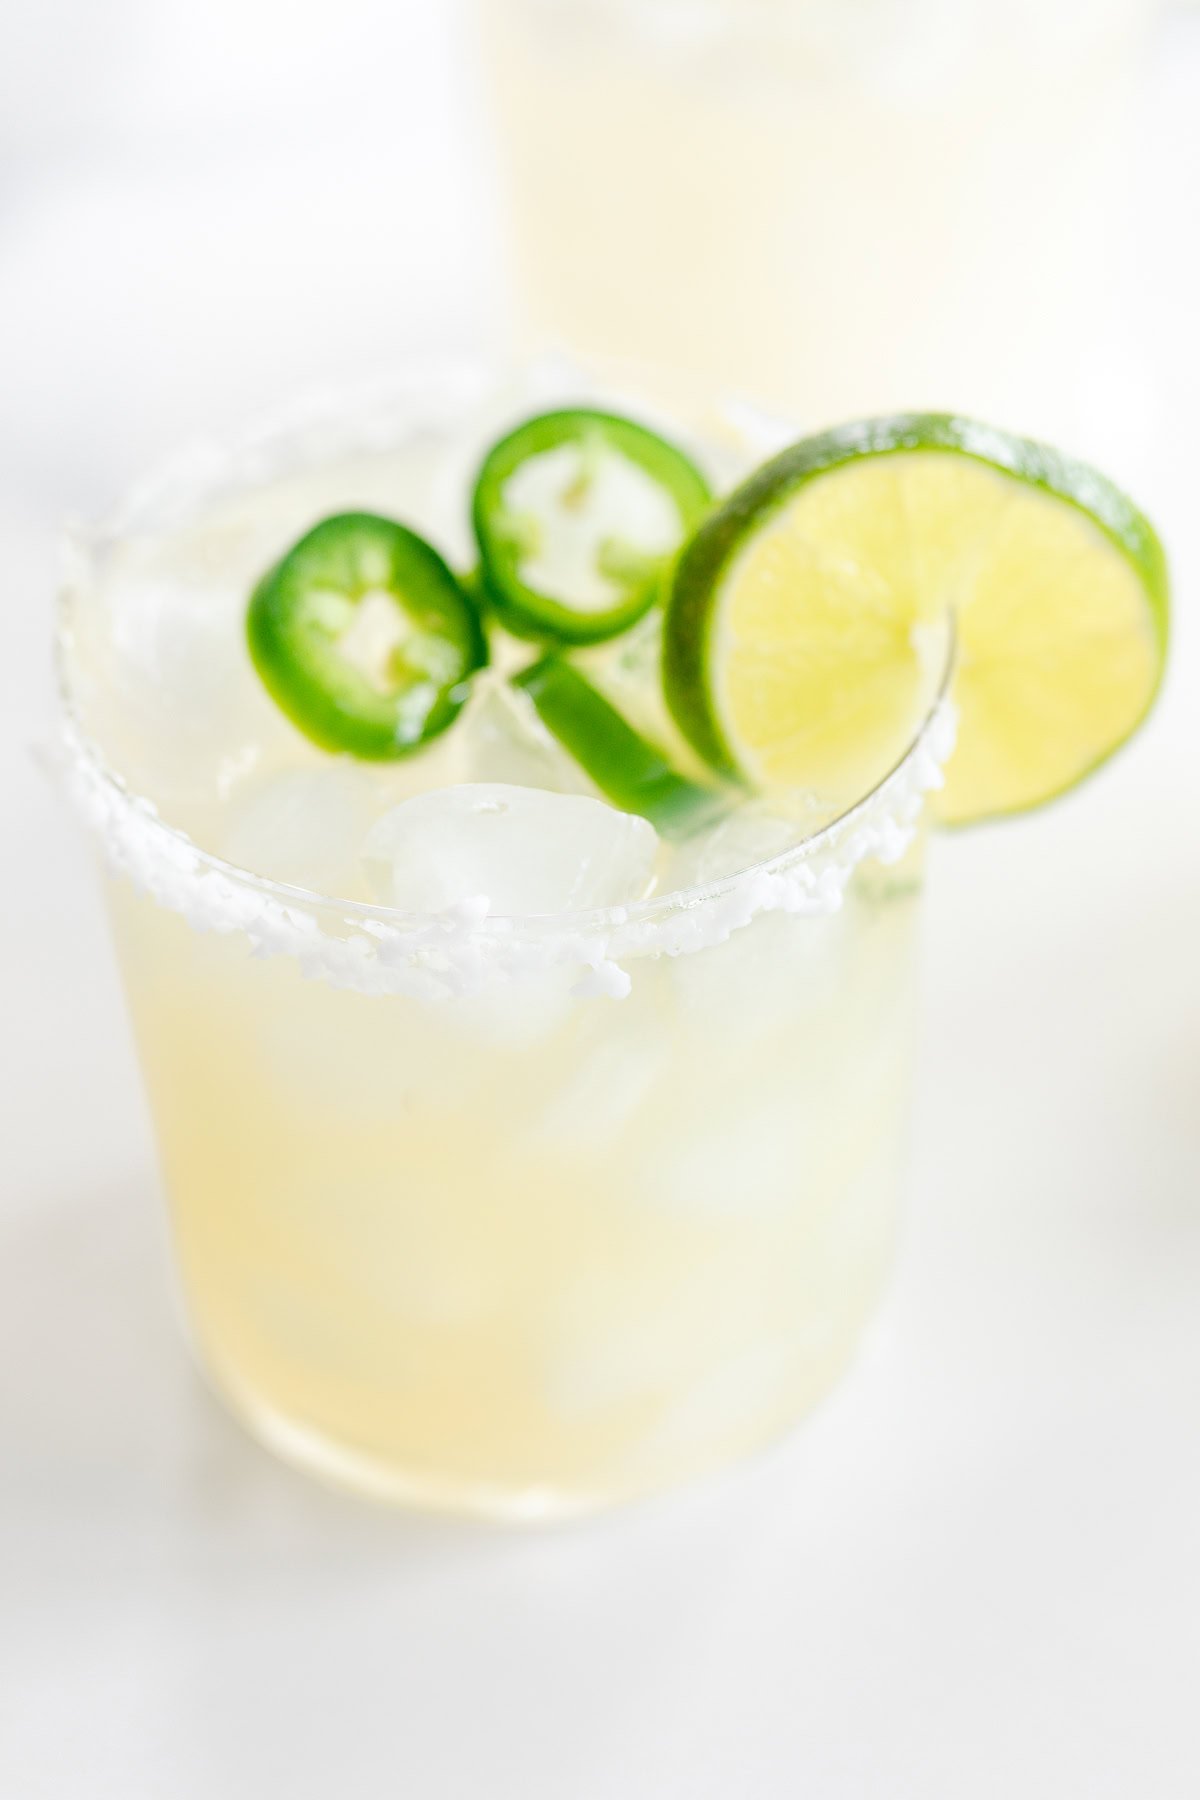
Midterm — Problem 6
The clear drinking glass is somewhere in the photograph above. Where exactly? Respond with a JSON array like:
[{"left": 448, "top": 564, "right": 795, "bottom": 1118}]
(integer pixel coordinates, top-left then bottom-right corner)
[
  {"left": 479, "top": 0, "right": 1156, "bottom": 449},
  {"left": 57, "top": 367, "right": 954, "bottom": 1519}
]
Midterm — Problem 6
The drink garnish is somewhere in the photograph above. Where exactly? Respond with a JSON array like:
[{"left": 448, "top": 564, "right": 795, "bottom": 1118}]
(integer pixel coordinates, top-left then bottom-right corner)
[
  {"left": 471, "top": 407, "right": 712, "bottom": 645},
  {"left": 514, "top": 655, "right": 724, "bottom": 836},
  {"left": 663, "top": 414, "right": 1168, "bottom": 822},
  {"left": 247, "top": 512, "right": 488, "bottom": 758}
]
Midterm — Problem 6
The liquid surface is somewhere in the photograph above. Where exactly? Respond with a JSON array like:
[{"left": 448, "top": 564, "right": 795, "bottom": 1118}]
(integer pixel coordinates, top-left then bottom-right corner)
[{"left": 68, "top": 394, "right": 846, "bottom": 909}]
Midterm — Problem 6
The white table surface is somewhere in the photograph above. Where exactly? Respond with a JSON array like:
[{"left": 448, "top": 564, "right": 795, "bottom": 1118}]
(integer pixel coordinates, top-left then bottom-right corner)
[{"left": 3, "top": 8, "right": 1199, "bottom": 1796}]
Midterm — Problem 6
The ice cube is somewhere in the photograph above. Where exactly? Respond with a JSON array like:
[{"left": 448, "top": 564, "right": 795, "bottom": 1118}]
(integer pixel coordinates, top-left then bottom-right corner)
[
  {"left": 456, "top": 674, "right": 595, "bottom": 796},
  {"left": 717, "top": 395, "right": 798, "bottom": 461},
  {"left": 575, "top": 609, "right": 673, "bottom": 745},
  {"left": 220, "top": 763, "right": 380, "bottom": 895},
  {"left": 78, "top": 551, "right": 298, "bottom": 812},
  {"left": 530, "top": 985, "right": 670, "bottom": 1148},
  {"left": 361, "top": 783, "right": 659, "bottom": 916},
  {"left": 665, "top": 793, "right": 834, "bottom": 889}
]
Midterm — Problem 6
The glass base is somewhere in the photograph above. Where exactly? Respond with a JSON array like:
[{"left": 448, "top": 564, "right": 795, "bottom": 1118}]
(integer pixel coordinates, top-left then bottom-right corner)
[{"left": 190, "top": 1330, "right": 873, "bottom": 1524}]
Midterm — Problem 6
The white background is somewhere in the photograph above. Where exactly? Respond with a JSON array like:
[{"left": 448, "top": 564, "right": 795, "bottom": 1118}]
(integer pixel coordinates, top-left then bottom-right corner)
[{"left": 2, "top": 4, "right": 1199, "bottom": 1795}]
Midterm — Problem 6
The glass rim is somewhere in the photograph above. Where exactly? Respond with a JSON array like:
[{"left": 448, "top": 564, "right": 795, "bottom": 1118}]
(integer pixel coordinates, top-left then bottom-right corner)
[{"left": 54, "top": 354, "right": 958, "bottom": 956}]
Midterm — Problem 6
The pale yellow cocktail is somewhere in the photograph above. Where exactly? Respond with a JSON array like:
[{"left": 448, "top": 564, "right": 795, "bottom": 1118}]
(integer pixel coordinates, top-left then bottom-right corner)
[
  {"left": 59, "top": 365, "right": 952, "bottom": 1515},
  {"left": 481, "top": 0, "right": 1154, "bottom": 446}
]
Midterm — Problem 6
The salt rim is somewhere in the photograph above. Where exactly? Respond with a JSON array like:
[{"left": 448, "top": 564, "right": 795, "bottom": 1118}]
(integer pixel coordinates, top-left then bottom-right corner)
[
  {"left": 56, "top": 699, "right": 955, "bottom": 1002},
  {"left": 54, "top": 359, "right": 958, "bottom": 1001}
]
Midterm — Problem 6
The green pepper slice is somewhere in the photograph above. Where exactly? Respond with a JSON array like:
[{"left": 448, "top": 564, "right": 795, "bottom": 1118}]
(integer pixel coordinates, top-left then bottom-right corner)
[
  {"left": 247, "top": 512, "right": 487, "bottom": 759},
  {"left": 514, "top": 655, "right": 725, "bottom": 837},
  {"left": 472, "top": 409, "right": 712, "bottom": 646}
]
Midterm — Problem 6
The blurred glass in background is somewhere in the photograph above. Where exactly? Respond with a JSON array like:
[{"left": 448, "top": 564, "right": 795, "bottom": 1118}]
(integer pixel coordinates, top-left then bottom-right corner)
[{"left": 479, "top": 0, "right": 1158, "bottom": 449}]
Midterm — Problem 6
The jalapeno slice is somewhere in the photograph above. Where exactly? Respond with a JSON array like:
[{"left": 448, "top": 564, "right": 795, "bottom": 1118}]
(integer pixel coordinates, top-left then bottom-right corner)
[
  {"left": 513, "top": 655, "right": 724, "bottom": 836},
  {"left": 247, "top": 512, "right": 487, "bottom": 759},
  {"left": 472, "top": 409, "right": 712, "bottom": 646}
]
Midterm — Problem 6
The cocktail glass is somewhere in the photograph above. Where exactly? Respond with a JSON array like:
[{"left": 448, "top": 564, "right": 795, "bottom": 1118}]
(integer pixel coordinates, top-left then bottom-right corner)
[
  {"left": 57, "top": 367, "right": 955, "bottom": 1519},
  {"left": 479, "top": 0, "right": 1156, "bottom": 449}
]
